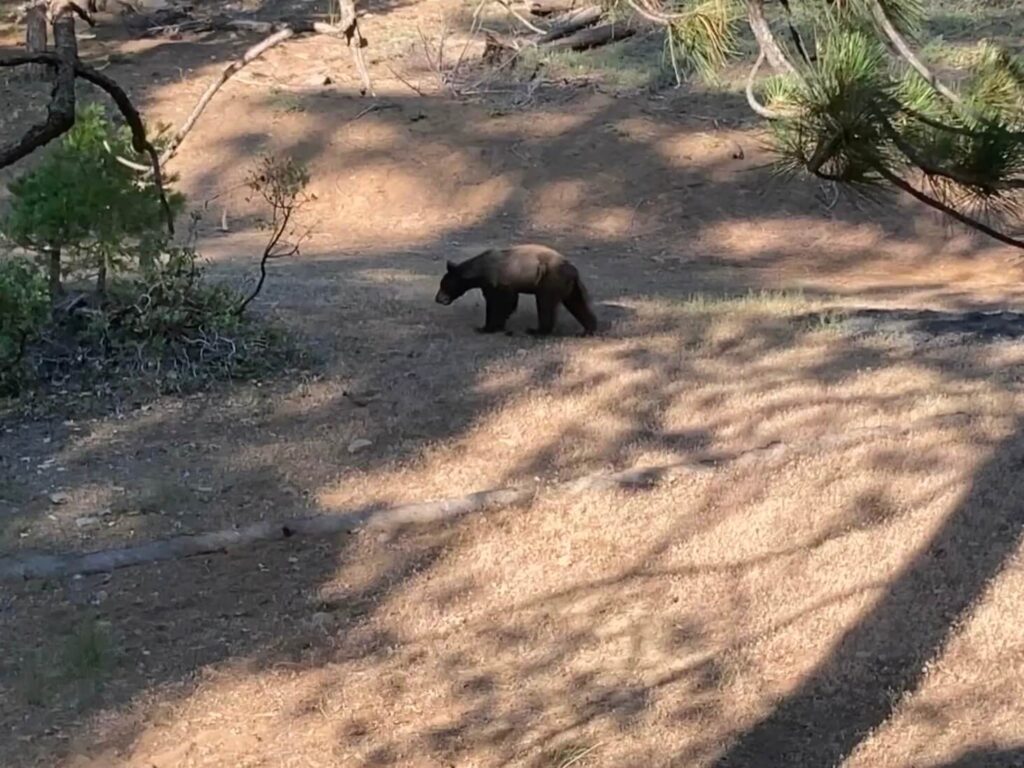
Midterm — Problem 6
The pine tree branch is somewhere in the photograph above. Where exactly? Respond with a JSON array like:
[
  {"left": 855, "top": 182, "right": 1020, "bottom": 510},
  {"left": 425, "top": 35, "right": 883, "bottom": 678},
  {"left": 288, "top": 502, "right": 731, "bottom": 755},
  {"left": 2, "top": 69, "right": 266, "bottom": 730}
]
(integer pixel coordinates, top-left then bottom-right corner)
[
  {"left": 883, "top": 119, "right": 1024, "bottom": 192},
  {"left": 868, "top": 0, "right": 960, "bottom": 105},
  {"left": 778, "top": 0, "right": 813, "bottom": 65},
  {"left": 746, "top": 50, "right": 784, "bottom": 118},
  {"left": 745, "top": 0, "right": 797, "bottom": 76},
  {"left": 871, "top": 165, "right": 1024, "bottom": 250}
]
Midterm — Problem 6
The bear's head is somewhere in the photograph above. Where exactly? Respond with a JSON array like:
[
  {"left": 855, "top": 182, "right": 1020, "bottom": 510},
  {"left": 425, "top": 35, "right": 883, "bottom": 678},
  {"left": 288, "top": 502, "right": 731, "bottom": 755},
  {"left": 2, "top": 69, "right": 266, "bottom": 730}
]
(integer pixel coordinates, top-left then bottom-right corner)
[{"left": 435, "top": 260, "right": 469, "bottom": 305}]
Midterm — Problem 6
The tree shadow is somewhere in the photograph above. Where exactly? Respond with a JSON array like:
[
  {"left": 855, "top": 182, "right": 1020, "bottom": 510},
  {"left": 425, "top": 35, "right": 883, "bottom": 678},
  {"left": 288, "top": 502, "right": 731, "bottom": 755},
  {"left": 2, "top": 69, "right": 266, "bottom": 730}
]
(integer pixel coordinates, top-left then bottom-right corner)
[
  {"left": 933, "top": 746, "right": 1024, "bottom": 768},
  {"left": 4, "top": 7, "right": 1024, "bottom": 765},
  {"left": 708, "top": 342, "right": 1024, "bottom": 766}
]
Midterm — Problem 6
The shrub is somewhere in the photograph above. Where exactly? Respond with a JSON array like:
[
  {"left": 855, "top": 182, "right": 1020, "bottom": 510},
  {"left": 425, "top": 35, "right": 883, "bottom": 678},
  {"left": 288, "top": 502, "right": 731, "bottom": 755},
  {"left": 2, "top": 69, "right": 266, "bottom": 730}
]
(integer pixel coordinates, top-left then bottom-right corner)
[
  {"left": 51, "top": 247, "right": 301, "bottom": 393},
  {"left": 0, "top": 257, "right": 49, "bottom": 395},
  {"left": 1, "top": 103, "right": 184, "bottom": 297}
]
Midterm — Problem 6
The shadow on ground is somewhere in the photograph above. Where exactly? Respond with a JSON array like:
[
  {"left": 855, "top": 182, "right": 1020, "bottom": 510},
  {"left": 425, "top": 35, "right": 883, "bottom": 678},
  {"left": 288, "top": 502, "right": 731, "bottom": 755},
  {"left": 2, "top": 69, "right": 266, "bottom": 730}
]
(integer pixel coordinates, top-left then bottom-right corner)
[{"left": 3, "top": 3, "right": 1024, "bottom": 765}]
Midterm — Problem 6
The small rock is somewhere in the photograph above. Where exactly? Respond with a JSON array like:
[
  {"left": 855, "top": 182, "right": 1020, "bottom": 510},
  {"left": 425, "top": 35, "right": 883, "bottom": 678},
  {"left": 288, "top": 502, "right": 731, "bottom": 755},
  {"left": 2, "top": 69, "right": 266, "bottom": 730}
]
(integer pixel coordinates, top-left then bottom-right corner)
[
  {"left": 91, "top": 590, "right": 108, "bottom": 605},
  {"left": 49, "top": 492, "right": 71, "bottom": 506},
  {"left": 307, "top": 73, "right": 332, "bottom": 86},
  {"left": 347, "top": 438, "right": 373, "bottom": 454},
  {"left": 75, "top": 516, "right": 100, "bottom": 528}
]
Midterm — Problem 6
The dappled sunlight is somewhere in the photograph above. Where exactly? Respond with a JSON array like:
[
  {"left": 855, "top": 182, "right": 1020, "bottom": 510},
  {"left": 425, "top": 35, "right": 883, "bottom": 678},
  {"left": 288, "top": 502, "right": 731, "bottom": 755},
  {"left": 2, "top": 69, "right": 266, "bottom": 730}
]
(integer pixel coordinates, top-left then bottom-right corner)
[
  {"left": 316, "top": 293, "right": 1019, "bottom": 516},
  {"left": 7, "top": 0, "right": 1024, "bottom": 764},
  {"left": 36, "top": 418, "right": 1023, "bottom": 767},
  {"left": 846, "top": 560, "right": 1024, "bottom": 767}
]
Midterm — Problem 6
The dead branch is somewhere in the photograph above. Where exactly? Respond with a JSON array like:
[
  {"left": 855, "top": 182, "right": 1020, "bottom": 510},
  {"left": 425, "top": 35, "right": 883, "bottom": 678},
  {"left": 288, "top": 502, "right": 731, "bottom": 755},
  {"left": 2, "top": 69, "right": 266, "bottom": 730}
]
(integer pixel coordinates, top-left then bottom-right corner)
[
  {"left": 0, "top": 486, "right": 533, "bottom": 581},
  {"left": 0, "top": 14, "right": 77, "bottom": 168},
  {"left": 480, "top": 4, "right": 606, "bottom": 62},
  {"left": 158, "top": 27, "right": 297, "bottom": 166},
  {"left": 745, "top": 50, "right": 783, "bottom": 119},
  {"left": 536, "top": 4, "right": 602, "bottom": 43},
  {"left": 867, "top": 0, "right": 959, "bottom": 105},
  {"left": 22, "top": 0, "right": 48, "bottom": 80},
  {"left": 158, "top": 9, "right": 374, "bottom": 167},
  {"left": 745, "top": 0, "right": 797, "bottom": 76},
  {"left": 0, "top": 414, "right": 976, "bottom": 581}
]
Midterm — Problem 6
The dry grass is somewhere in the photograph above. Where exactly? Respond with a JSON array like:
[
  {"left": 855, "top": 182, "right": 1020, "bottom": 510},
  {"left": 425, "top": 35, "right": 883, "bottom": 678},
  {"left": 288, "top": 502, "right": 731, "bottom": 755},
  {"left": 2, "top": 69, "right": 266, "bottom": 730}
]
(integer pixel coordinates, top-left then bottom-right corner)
[{"left": 4, "top": 0, "right": 1024, "bottom": 766}]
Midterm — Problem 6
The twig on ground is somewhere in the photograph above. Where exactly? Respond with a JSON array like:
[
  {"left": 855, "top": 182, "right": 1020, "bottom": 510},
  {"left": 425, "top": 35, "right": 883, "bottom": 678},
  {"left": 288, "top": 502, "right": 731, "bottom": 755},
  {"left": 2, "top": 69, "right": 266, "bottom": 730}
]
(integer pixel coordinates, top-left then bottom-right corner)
[{"left": 385, "top": 63, "right": 427, "bottom": 96}]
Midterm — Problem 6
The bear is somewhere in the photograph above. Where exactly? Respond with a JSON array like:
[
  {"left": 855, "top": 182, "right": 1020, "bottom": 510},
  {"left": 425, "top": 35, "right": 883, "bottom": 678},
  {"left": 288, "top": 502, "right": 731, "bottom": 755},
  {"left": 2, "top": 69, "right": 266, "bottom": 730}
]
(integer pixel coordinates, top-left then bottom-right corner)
[{"left": 434, "top": 244, "right": 598, "bottom": 336}]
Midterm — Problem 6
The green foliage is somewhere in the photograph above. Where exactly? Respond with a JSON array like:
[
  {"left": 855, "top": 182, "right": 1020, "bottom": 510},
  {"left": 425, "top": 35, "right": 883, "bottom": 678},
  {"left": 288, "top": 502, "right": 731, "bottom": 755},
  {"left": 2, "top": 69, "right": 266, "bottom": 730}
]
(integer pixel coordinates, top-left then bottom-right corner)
[
  {"left": 769, "top": 28, "right": 895, "bottom": 187},
  {"left": 1, "top": 140, "right": 306, "bottom": 402},
  {"left": 1, "top": 103, "right": 184, "bottom": 289},
  {"left": 74, "top": 247, "right": 298, "bottom": 390},
  {"left": 103, "top": 247, "right": 242, "bottom": 342},
  {"left": 61, "top": 618, "right": 113, "bottom": 680},
  {"left": 246, "top": 154, "right": 312, "bottom": 214},
  {"left": 737, "top": 3, "right": 1023, "bottom": 231},
  {"left": 637, "top": 0, "right": 1024, "bottom": 242},
  {"left": 666, "top": 0, "right": 743, "bottom": 81},
  {"left": 0, "top": 257, "right": 49, "bottom": 395}
]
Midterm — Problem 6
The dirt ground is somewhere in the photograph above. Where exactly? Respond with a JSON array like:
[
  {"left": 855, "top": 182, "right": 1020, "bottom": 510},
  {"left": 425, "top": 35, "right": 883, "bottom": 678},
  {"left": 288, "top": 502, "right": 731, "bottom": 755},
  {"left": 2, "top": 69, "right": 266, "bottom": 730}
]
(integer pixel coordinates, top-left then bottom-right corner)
[{"left": 3, "top": 0, "right": 1024, "bottom": 766}]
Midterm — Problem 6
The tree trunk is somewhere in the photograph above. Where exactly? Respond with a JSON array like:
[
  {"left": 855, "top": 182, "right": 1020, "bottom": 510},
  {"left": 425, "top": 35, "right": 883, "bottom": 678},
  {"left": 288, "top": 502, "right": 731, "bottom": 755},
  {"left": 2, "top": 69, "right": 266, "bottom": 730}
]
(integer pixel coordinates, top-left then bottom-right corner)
[
  {"left": 24, "top": 2, "right": 49, "bottom": 80},
  {"left": 96, "top": 249, "right": 108, "bottom": 300},
  {"left": 47, "top": 246, "right": 62, "bottom": 300}
]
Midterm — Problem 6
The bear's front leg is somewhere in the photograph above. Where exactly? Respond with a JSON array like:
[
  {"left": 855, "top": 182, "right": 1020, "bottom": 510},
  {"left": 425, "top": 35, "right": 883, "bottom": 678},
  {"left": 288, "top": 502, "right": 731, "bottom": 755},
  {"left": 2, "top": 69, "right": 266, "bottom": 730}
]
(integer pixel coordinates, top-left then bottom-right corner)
[
  {"left": 478, "top": 289, "right": 509, "bottom": 333},
  {"left": 478, "top": 289, "right": 519, "bottom": 333}
]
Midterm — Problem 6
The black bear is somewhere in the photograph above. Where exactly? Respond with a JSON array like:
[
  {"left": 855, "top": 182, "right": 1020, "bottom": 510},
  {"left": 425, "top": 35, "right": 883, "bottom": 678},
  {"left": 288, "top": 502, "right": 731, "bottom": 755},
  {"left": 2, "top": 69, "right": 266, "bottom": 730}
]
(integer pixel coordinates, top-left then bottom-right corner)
[{"left": 435, "top": 244, "right": 598, "bottom": 336}]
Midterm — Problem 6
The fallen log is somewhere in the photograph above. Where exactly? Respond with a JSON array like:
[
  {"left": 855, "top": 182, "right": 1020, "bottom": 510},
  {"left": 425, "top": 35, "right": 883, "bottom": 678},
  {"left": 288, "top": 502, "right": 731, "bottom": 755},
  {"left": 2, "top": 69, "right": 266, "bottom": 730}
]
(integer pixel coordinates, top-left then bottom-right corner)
[
  {"left": 536, "top": 4, "right": 602, "bottom": 42},
  {"left": 544, "top": 20, "right": 637, "bottom": 51},
  {"left": 0, "top": 412, "right": 977, "bottom": 582},
  {"left": 0, "top": 486, "right": 535, "bottom": 581},
  {"left": 480, "top": 4, "right": 611, "bottom": 63}
]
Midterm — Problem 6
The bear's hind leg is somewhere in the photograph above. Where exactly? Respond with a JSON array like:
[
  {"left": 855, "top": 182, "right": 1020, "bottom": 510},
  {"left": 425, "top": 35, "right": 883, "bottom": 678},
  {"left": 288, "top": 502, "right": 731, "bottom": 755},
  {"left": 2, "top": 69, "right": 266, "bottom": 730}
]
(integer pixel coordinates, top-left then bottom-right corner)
[
  {"left": 528, "top": 293, "right": 559, "bottom": 336},
  {"left": 563, "top": 284, "right": 597, "bottom": 336}
]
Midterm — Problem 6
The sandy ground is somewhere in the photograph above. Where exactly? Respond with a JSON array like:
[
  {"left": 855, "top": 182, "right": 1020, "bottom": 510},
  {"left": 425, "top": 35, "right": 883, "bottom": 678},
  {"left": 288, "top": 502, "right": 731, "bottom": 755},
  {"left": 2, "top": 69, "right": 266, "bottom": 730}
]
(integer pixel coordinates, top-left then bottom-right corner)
[{"left": 3, "top": 0, "right": 1024, "bottom": 765}]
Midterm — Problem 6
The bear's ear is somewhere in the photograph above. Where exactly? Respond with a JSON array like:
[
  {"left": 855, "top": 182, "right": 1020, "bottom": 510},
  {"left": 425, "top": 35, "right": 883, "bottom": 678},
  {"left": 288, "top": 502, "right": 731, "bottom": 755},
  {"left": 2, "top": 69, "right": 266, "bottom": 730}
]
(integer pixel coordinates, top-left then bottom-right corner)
[{"left": 446, "top": 260, "right": 457, "bottom": 273}]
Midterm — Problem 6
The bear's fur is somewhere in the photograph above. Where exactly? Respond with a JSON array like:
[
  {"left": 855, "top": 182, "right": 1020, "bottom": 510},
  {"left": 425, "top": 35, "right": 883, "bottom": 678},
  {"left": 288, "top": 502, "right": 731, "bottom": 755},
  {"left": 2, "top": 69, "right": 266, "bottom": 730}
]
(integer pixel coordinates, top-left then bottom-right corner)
[{"left": 435, "top": 244, "right": 598, "bottom": 336}]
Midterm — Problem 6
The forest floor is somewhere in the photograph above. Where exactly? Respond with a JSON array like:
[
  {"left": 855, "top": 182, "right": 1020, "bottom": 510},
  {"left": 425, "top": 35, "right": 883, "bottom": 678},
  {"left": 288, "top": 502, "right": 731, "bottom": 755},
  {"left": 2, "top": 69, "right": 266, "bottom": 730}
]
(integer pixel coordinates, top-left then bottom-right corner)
[{"left": 3, "top": 0, "right": 1024, "bottom": 765}]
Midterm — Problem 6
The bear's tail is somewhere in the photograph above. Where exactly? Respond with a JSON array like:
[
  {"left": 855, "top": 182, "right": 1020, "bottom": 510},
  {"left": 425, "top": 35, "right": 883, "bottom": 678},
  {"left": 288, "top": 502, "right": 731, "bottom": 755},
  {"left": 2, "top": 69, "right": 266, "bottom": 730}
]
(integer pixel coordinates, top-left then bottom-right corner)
[{"left": 566, "top": 274, "right": 599, "bottom": 335}]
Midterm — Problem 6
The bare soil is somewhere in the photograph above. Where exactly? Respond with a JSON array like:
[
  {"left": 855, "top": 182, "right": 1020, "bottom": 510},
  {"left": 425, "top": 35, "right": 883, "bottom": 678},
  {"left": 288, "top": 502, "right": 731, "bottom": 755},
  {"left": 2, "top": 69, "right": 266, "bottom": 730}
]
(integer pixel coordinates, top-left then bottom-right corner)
[{"left": 3, "top": 1, "right": 1024, "bottom": 766}]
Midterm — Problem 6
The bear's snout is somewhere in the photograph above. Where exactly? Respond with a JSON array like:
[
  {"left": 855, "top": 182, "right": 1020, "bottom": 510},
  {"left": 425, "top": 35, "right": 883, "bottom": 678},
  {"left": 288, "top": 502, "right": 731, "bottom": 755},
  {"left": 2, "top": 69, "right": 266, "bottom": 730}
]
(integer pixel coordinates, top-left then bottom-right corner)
[{"left": 435, "top": 291, "right": 452, "bottom": 305}]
